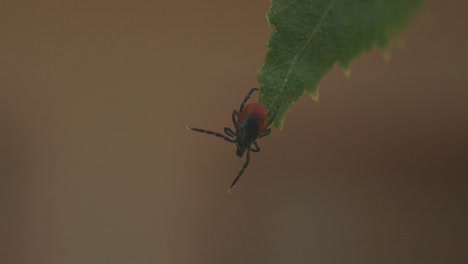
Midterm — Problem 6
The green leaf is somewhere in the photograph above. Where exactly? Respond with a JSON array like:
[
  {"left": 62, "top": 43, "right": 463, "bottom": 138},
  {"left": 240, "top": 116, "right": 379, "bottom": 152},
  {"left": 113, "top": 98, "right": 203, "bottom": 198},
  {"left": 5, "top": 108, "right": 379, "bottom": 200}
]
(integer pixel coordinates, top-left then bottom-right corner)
[{"left": 258, "top": 0, "right": 422, "bottom": 128}]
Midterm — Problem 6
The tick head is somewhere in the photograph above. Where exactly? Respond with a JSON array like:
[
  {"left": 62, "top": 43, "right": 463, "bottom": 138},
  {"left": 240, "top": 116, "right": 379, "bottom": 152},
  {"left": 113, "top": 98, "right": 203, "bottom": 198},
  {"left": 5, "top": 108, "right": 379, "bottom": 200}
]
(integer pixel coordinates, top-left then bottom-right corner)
[{"left": 236, "top": 143, "right": 248, "bottom": 157}]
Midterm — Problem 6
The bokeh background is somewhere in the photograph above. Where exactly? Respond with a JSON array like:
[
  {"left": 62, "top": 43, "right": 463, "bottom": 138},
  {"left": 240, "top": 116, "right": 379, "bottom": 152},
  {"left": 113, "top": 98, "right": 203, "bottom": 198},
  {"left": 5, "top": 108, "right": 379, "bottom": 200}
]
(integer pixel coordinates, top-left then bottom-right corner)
[{"left": 1, "top": 0, "right": 467, "bottom": 263}]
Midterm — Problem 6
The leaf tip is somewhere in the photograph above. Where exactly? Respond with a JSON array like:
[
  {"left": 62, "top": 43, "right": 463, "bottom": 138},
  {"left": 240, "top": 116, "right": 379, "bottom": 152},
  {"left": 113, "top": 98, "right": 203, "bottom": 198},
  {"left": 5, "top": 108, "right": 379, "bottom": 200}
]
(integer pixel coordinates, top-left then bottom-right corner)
[
  {"left": 342, "top": 68, "right": 351, "bottom": 77},
  {"left": 396, "top": 38, "right": 407, "bottom": 50},
  {"left": 274, "top": 118, "right": 285, "bottom": 130},
  {"left": 382, "top": 49, "right": 392, "bottom": 61},
  {"left": 308, "top": 89, "right": 320, "bottom": 102}
]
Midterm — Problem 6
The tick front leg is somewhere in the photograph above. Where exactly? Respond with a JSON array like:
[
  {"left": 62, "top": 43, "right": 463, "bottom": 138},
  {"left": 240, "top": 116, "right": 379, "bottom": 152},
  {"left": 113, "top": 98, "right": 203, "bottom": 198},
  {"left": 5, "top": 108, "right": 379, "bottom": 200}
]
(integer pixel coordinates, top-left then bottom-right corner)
[{"left": 239, "top": 88, "right": 258, "bottom": 113}]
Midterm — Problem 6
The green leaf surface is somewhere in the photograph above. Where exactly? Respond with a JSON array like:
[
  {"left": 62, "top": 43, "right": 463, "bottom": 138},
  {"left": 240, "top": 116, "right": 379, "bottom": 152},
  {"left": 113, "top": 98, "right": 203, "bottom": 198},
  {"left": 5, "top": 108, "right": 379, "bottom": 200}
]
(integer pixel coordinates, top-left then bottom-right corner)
[{"left": 258, "top": 0, "right": 421, "bottom": 128}]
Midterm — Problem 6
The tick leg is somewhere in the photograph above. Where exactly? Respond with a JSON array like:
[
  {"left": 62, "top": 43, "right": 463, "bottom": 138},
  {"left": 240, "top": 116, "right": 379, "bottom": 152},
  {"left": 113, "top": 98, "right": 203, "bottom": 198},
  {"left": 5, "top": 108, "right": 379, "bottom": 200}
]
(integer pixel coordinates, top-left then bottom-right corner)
[
  {"left": 239, "top": 88, "right": 258, "bottom": 113},
  {"left": 232, "top": 110, "right": 238, "bottom": 127},
  {"left": 224, "top": 127, "right": 235, "bottom": 138},
  {"left": 265, "top": 105, "right": 279, "bottom": 128},
  {"left": 187, "top": 127, "right": 234, "bottom": 143},
  {"left": 251, "top": 141, "right": 261, "bottom": 152},
  {"left": 260, "top": 128, "right": 271, "bottom": 138},
  {"left": 228, "top": 149, "right": 250, "bottom": 193}
]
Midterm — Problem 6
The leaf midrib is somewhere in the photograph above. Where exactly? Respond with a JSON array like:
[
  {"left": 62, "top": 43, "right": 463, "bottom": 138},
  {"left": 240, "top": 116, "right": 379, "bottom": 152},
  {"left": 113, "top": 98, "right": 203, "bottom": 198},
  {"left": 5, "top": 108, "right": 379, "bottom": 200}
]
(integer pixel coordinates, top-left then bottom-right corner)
[{"left": 270, "top": 0, "right": 335, "bottom": 108}]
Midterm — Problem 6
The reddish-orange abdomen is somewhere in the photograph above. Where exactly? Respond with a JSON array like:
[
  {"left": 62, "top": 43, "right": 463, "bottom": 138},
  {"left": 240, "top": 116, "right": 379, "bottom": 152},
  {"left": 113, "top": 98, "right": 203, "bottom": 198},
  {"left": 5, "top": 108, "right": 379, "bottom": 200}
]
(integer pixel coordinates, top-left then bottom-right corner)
[{"left": 237, "top": 103, "right": 269, "bottom": 136}]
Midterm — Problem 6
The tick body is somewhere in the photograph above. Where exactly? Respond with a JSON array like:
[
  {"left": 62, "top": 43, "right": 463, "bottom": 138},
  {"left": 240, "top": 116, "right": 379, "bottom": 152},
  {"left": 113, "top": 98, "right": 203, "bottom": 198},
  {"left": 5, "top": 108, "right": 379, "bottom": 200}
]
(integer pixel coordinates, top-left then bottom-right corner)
[
  {"left": 236, "top": 103, "right": 268, "bottom": 157},
  {"left": 187, "top": 88, "right": 278, "bottom": 192}
]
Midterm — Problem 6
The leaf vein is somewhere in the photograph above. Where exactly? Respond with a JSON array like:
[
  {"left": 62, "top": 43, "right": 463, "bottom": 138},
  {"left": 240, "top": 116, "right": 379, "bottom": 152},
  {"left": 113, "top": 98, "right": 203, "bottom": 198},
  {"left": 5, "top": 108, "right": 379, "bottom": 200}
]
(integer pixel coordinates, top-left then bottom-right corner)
[{"left": 271, "top": 0, "right": 335, "bottom": 106}]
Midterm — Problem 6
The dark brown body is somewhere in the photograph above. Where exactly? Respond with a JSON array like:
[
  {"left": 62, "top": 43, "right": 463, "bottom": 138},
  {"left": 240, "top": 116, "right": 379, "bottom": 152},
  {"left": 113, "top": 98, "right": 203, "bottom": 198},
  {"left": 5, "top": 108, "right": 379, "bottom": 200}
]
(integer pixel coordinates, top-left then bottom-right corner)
[{"left": 236, "top": 103, "right": 268, "bottom": 157}]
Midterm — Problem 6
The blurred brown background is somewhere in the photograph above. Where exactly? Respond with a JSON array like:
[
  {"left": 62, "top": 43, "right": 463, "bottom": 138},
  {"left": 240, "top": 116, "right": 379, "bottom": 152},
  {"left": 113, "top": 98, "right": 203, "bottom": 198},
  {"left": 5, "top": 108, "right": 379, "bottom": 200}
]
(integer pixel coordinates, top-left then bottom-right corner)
[{"left": 1, "top": 0, "right": 467, "bottom": 263}]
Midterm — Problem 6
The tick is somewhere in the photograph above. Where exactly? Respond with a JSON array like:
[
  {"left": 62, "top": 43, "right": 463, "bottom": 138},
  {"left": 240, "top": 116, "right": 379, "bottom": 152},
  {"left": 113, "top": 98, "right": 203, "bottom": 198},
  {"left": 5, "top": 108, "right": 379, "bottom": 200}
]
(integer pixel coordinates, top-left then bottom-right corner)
[{"left": 187, "top": 88, "right": 278, "bottom": 193}]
